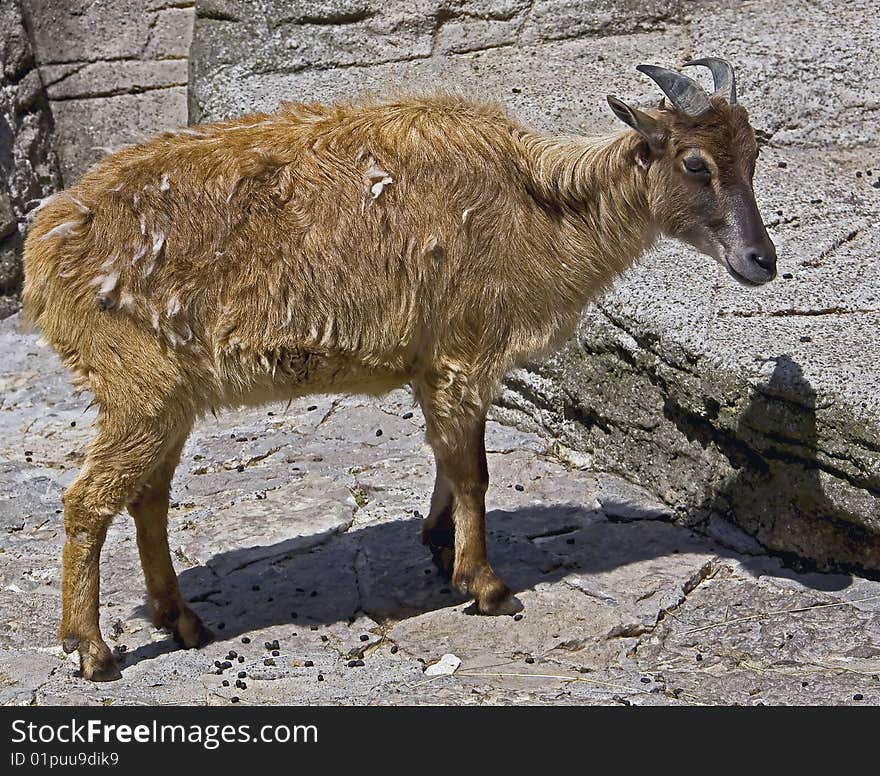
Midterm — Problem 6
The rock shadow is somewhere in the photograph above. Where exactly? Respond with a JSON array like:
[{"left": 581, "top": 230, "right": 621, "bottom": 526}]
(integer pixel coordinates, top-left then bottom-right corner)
[{"left": 679, "top": 354, "right": 880, "bottom": 575}]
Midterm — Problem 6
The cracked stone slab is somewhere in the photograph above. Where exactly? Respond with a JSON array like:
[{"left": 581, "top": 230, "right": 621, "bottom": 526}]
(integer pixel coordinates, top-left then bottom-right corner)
[
  {"left": 43, "top": 59, "right": 188, "bottom": 101},
  {"left": 520, "top": 0, "right": 681, "bottom": 44},
  {"left": 177, "top": 475, "right": 357, "bottom": 578},
  {"left": 634, "top": 563, "right": 880, "bottom": 705},
  {"left": 191, "top": 26, "right": 686, "bottom": 126}
]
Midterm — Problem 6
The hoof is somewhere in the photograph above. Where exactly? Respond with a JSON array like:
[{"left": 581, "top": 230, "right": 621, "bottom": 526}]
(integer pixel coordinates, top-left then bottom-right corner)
[
  {"left": 167, "top": 607, "right": 214, "bottom": 649},
  {"left": 174, "top": 620, "right": 214, "bottom": 650},
  {"left": 477, "top": 592, "right": 524, "bottom": 616},
  {"left": 457, "top": 568, "right": 522, "bottom": 616},
  {"left": 84, "top": 659, "right": 123, "bottom": 682},
  {"left": 78, "top": 642, "right": 122, "bottom": 682}
]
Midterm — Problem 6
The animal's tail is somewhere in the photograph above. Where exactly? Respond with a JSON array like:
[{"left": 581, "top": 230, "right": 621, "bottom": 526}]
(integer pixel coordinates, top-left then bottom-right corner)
[{"left": 20, "top": 192, "right": 91, "bottom": 333}]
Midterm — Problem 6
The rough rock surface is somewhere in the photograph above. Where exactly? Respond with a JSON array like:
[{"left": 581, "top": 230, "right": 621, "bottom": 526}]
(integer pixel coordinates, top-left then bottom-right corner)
[
  {"left": 19, "top": 0, "right": 194, "bottom": 184},
  {"left": 2, "top": 315, "right": 879, "bottom": 706},
  {"left": 0, "top": 0, "right": 61, "bottom": 318},
  {"left": 188, "top": 0, "right": 880, "bottom": 571}
]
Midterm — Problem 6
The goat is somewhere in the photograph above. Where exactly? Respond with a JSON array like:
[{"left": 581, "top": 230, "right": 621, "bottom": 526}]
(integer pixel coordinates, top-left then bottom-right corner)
[{"left": 22, "top": 59, "right": 776, "bottom": 681}]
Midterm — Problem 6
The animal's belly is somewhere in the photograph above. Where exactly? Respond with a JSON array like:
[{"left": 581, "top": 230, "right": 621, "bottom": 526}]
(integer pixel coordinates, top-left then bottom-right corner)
[{"left": 214, "top": 345, "right": 413, "bottom": 408}]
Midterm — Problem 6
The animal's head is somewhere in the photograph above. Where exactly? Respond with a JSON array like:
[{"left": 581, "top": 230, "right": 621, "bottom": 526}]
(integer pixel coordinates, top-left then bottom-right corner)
[{"left": 607, "top": 58, "right": 776, "bottom": 286}]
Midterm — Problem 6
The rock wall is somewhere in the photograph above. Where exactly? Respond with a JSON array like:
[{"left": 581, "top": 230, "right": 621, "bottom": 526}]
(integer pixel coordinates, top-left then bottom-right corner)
[
  {"left": 20, "top": 0, "right": 194, "bottom": 184},
  {"left": 0, "top": 0, "right": 60, "bottom": 317},
  {"left": 2, "top": 0, "right": 878, "bottom": 572}
]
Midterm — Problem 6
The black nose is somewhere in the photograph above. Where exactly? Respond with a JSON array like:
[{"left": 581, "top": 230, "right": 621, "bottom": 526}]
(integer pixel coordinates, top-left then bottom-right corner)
[{"left": 745, "top": 245, "right": 777, "bottom": 273}]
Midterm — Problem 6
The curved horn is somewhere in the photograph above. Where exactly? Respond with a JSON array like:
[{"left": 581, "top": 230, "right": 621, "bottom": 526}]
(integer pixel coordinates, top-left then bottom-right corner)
[
  {"left": 636, "top": 64, "right": 712, "bottom": 116},
  {"left": 682, "top": 57, "right": 736, "bottom": 104}
]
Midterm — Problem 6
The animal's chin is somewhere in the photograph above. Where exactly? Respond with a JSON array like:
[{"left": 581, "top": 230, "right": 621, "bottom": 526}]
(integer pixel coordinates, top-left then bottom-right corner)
[{"left": 722, "top": 256, "right": 769, "bottom": 287}]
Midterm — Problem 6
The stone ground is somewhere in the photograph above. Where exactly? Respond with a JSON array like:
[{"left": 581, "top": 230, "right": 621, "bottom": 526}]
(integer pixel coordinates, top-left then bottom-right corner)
[{"left": 2, "top": 314, "right": 879, "bottom": 706}]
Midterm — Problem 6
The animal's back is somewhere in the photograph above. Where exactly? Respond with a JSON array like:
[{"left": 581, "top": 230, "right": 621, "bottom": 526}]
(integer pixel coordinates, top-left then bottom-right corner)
[{"left": 23, "top": 94, "right": 537, "bottom": 410}]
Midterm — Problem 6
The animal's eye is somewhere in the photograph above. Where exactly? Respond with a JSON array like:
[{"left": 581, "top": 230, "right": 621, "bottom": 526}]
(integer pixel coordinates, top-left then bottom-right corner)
[{"left": 683, "top": 156, "right": 708, "bottom": 174}]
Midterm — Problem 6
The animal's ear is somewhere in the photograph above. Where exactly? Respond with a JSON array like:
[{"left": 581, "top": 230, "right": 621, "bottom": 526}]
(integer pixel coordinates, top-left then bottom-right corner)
[{"left": 606, "top": 95, "right": 667, "bottom": 153}]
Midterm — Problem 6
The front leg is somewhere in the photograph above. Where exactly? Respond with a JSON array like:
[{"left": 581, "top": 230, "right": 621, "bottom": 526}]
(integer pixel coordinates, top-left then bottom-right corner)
[
  {"left": 422, "top": 468, "right": 456, "bottom": 577},
  {"left": 416, "top": 375, "right": 521, "bottom": 616}
]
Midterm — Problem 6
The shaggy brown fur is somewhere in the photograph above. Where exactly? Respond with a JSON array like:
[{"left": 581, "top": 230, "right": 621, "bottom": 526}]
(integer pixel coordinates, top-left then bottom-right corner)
[{"left": 23, "top": 89, "right": 767, "bottom": 681}]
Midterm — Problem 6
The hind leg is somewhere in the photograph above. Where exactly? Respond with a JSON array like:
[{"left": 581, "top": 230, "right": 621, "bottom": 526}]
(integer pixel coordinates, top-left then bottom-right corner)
[
  {"left": 129, "top": 435, "right": 212, "bottom": 650},
  {"left": 60, "top": 408, "right": 189, "bottom": 681}
]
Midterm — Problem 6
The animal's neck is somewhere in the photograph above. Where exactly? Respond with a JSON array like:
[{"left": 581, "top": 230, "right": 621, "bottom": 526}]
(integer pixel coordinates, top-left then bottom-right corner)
[{"left": 519, "top": 129, "right": 657, "bottom": 295}]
